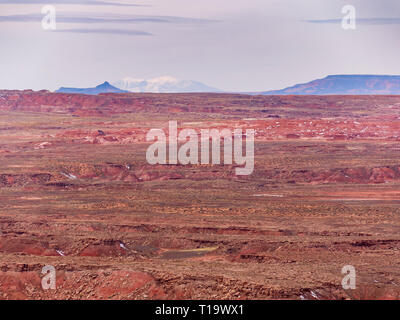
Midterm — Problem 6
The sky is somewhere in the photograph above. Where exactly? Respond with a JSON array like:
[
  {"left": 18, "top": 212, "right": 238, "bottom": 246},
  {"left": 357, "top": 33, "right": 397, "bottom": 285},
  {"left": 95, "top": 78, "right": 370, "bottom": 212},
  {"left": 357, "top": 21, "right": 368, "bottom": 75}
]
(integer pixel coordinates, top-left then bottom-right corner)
[{"left": 1, "top": 0, "right": 400, "bottom": 92}]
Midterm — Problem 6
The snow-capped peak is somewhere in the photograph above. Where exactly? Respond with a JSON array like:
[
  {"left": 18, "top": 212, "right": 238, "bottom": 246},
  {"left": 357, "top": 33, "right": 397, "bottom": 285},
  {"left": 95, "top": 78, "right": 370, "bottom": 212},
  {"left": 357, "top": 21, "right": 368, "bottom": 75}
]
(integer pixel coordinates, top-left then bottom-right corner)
[
  {"left": 148, "top": 76, "right": 180, "bottom": 84},
  {"left": 113, "top": 76, "right": 220, "bottom": 93}
]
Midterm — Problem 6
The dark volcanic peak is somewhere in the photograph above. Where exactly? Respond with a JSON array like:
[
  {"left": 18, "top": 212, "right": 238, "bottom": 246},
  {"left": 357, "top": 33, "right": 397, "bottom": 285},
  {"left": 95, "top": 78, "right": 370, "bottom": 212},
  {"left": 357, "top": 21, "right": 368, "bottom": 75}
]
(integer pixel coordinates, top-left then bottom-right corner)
[
  {"left": 262, "top": 75, "right": 400, "bottom": 95},
  {"left": 56, "top": 81, "right": 129, "bottom": 95}
]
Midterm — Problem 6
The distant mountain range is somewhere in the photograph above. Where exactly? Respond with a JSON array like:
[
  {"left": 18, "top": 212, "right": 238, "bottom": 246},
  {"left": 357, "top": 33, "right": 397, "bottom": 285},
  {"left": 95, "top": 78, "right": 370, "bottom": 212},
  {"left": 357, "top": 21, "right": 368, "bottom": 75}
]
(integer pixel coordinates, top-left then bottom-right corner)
[
  {"left": 54, "top": 75, "right": 400, "bottom": 96},
  {"left": 56, "top": 81, "right": 128, "bottom": 95},
  {"left": 261, "top": 75, "right": 400, "bottom": 95},
  {"left": 113, "top": 76, "right": 220, "bottom": 93}
]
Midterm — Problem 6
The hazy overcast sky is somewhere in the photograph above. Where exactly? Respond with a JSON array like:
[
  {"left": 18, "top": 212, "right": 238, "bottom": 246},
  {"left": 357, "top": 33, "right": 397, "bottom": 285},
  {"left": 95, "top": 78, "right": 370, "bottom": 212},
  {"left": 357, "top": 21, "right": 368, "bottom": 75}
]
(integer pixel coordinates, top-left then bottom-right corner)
[{"left": 1, "top": 0, "right": 400, "bottom": 91}]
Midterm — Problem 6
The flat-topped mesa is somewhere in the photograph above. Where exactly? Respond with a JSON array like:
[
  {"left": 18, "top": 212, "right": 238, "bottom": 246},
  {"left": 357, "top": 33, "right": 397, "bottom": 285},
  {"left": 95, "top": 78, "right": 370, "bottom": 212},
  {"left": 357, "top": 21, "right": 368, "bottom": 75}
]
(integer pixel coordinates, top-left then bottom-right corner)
[{"left": 262, "top": 74, "right": 400, "bottom": 95}]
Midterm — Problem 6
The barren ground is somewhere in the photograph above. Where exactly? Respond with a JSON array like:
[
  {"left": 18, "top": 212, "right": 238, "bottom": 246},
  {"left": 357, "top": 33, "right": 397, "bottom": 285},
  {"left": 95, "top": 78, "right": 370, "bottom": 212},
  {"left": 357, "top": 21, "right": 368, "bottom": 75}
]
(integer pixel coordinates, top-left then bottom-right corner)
[{"left": 0, "top": 92, "right": 399, "bottom": 300}]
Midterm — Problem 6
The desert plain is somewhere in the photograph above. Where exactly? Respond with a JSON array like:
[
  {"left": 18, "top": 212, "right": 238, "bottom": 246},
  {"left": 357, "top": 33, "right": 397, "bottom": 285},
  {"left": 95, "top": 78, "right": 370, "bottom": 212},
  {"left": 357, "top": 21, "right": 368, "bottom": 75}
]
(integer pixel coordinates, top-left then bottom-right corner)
[{"left": 0, "top": 91, "right": 399, "bottom": 299}]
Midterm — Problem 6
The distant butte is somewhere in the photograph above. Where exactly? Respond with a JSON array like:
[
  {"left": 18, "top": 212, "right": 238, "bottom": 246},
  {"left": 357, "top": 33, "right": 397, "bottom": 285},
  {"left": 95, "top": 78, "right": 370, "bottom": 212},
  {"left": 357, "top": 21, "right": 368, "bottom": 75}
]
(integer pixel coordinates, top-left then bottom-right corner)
[
  {"left": 261, "top": 75, "right": 400, "bottom": 95},
  {"left": 56, "top": 81, "right": 129, "bottom": 95}
]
